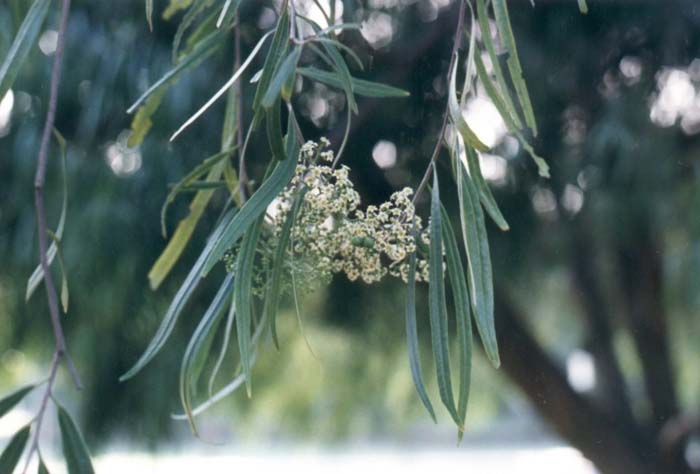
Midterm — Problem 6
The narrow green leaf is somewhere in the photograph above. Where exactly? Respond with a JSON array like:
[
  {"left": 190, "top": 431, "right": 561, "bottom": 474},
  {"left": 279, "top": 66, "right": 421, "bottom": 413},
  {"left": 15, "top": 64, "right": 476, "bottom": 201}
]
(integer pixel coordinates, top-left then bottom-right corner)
[
  {"left": 121, "top": 209, "right": 237, "bottom": 381},
  {"left": 441, "top": 206, "right": 473, "bottom": 438},
  {"left": 428, "top": 170, "right": 460, "bottom": 424},
  {"left": 163, "top": 0, "right": 193, "bottom": 20},
  {"left": 473, "top": 48, "right": 549, "bottom": 177},
  {"left": 215, "top": 0, "right": 233, "bottom": 27},
  {"left": 180, "top": 273, "right": 235, "bottom": 433},
  {"left": 492, "top": 0, "right": 538, "bottom": 136},
  {"left": 311, "top": 37, "right": 363, "bottom": 71},
  {"left": 202, "top": 153, "right": 298, "bottom": 275},
  {"left": 405, "top": 224, "right": 436, "bottom": 422},
  {"left": 265, "top": 189, "right": 306, "bottom": 349},
  {"left": 127, "top": 88, "right": 167, "bottom": 148},
  {"left": 265, "top": 98, "right": 286, "bottom": 162},
  {"left": 215, "top": 0, "right": 240, "bottom": 28},
  {"left": 161, "top": 147, "right": 233, "bottom": 237},
  {"left": 146, "top": 0, "right": 154, "bottom": 31},
  {"left": 26, "top": 130, "right": 68, "bottom": 302},
  {"left": 0, "top": 385, "right": 34, "bottom": 419},
  {"left": 297, "top": 67, "right": 410, "bottom": 98},
  {"left": 170, "top": 30, "right": 274, "bottom": 141},
  {"left": 314, "top": 22, "right": 362, "bottom": 38},
  {"left": 475, "top": 0, "right": 523, "bottom": 129},
  {"left": 234, "top": 216, "right": 264, "bottom": 397},
  {"left": 0, "top": 0, "right": 51, "bottom": 101},
  {"left": 148, "top": 161, "right": 227, "bottom": 289},
  {"left": 57, "top": 405, "right": 95, "bottom": 474},
  {"left": 171, "top": 0, "right": 213, "bottom": 63},
  {"left": 47, "top": 230, "right": 70, "bottom": 313},
  {"left": 320, "top": 41, "right": 358, "bottom": 114},
  {"left": 452, "top": 148, "right": 500, "bottom": 367},
  {"left": 207, "top": 281, "right": 237, "bottom": 397},
  {"left": 127, "top": 30, "right": 224, "bottom": 114},
  {"left": 463, "top": 144, "right": 509, "bottom": 231},
  {"left": 0, "top": 424, "right": 30, "bottom": 474},
  {"left": 448, "top": 56, "right": 490, "bottom": 152},
  {"left": 252, "top": 4, "right": 290, "bottom": 127},
  {"left": 461, "top": 4, "right": 477, "bottom": 108},
  {"left": 37, "top": 457, "right": 50, "bottom": 474},
  {"left": 578, "top": 0, "right": 589, "bottom": 14},
  {"left": 261, "top": 46, "right": 301, "bottom": 109},
  {"left": 302, "top": 17, "right": 358, "bottom": 113}
]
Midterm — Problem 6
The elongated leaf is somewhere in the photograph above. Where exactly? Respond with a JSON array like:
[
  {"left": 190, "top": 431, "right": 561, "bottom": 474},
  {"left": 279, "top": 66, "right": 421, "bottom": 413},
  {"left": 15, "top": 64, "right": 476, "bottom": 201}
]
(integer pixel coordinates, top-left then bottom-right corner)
[
  {"left": 215, "top": 0, "right": 233, "bottom": 27},
  {"left": 0, "top": 424, "right": 30, "bottom": 474},
  {"left": 461, "top": 3, "right": 477, "bottom": 108},
  {"left": 265, "top": 98, "right": 286, "bottom": 162},
  {"left": 452, "top": 149, "right": 500, "bottom": 367},
  {"left": 441, "top": 206, "right": 473, "bottom": 438},
  {"left": 491, "top": 0, "right": 538, "bottom": 136},
  {"left": 161, "top": 147, "right": 233, "bottom": 237},
  {"left": 265, "top": 189, "right": 306, "bottom": 348},
  {"left": 171, "top": 0, "right": 213, "bottom": 63},
  {"left": 57, "top": 405, "right": 94, "bottom": 474},
  {"left": 578, "top": 0, "right": 588, "bottom": 14},
  {"left": 475, "top": 0, "right": 522, "bottom": 129},
  {"left": 202, "top": 153, "right": 298, "bottom": 275},
  {"left": 0, "top": 0, "right": 51, "bottom": 101},
  {"left": 148, "top": 160, "right": 228, "bottom": 289},
  {"left": 311, "top": 37, "right": 363, "bottom": 71},
  {"left": 297, "top": 67, "right": 409, "bottom": 98},
  {"left": 163, "top": 0, "right": 193, "bottom": 20},
  {"left": 251, "top": 4, "right": 289, "bottom": 126},
  {"left": 149, "top": 60, "right": 243, "bottom": 289},
  {"left": 127, "top": 30, "right": 225, "bottom": 114},
  {"left": 234, "top": 216, "right": 264, "bottom": 397},
  {"left": 463, "top": 144, "right": 509, "bottom": 231},
  {"left": 146, "top": 0, "right": 154, "bottom": 30},
  {"left": 180, "top": 273, "right": 235, "bottom": 433},
  {"left": 47, "top": 230, "right": 70, "bottom": 313},
  {"left": 448, "top": 57, "right": 489, "bottom": 152},
  {"left": 208, "top": 281, "right": 237, "bottom": 397},
  {"left": 428, "top": 170, "right": 460, "bottom": 424},
  {"left": 473, "top": 51, "right": 549, "bottom": 177},
  {"left": 26, "top": 130, "right": 68, "bottom": 302},
  {"left": 170, "top": 30, "right": 274, "bottom": 141},
  {"left": 38, "top": 457, "right": 50, "bottom": 474},
  {"left": 121, "top": 209, "right": 237, "bottom": 381},
  {"left": 303, "top": 17, "right": 358, "bottom": 114},
  {"left": 0, "top": 385, "right": 34, "bottom": 420},
  {"left": 405, "top": 225, "right": 436, "bottom": 422},
  {"left": 262, "top": 46, "right": 301, "bottom": 109}
]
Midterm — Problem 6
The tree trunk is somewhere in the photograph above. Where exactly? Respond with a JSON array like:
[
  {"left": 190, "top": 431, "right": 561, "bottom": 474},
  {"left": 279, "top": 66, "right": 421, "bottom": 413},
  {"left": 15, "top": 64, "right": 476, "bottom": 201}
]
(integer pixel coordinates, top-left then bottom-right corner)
[{"left": 494, "top": 290, "right": 690, "bottom": 474}]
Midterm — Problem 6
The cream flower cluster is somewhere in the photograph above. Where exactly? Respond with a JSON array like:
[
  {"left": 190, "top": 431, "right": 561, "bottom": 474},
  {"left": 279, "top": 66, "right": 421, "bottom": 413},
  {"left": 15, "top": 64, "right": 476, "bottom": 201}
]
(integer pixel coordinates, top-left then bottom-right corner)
[{"left": 224, "top": 139, "right": 431, "bottom": 295}]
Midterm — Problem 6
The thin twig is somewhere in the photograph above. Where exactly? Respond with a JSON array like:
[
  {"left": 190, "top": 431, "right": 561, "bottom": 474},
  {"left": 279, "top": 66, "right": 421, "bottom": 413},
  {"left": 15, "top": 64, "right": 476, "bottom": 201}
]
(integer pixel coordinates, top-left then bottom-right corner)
[
  {"left": 26, "top": 0, "right": 80, "bottom": 469},
  {"left": 412, "top": 0, "right": 466, "bottom": 204},
  {"left": 33, "top": 0, "right": 80, "bottom": 388},
  {"left": 21, "top": 352, "right": 60, "bottom": 474}
]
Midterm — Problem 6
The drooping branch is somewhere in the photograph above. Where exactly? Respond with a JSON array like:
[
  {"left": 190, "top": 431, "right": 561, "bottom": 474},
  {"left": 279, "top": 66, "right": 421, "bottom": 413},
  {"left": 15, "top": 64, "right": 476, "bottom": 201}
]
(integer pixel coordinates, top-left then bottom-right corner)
[
  {"left": 411, "top": 0, "right": 466, "bottom": 205},
  {"left": 25, "top": 0, "right": 81, "bottom": 470}
]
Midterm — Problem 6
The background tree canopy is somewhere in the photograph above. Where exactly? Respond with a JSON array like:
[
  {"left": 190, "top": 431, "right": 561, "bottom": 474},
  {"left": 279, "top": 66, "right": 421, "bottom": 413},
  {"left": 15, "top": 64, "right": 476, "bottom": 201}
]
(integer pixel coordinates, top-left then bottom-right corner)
[{"left": 1, "top": 1, "right": 700, "bottom": 473}]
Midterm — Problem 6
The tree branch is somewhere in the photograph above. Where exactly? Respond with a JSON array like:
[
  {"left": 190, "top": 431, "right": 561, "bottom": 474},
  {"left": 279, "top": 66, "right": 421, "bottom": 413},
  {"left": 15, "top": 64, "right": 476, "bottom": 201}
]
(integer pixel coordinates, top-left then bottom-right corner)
[
  {"left": 615, "top": 227, "right": 678, "bottom": 431},
  {"left": 26, "top": 0, "right": 81, "bottom": 469},
  {"left": 411, "top": 0, "right": 466, "bottom": 204},
  {"left": 493, "top": 287, "right": 663, "bottom": 474}
]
